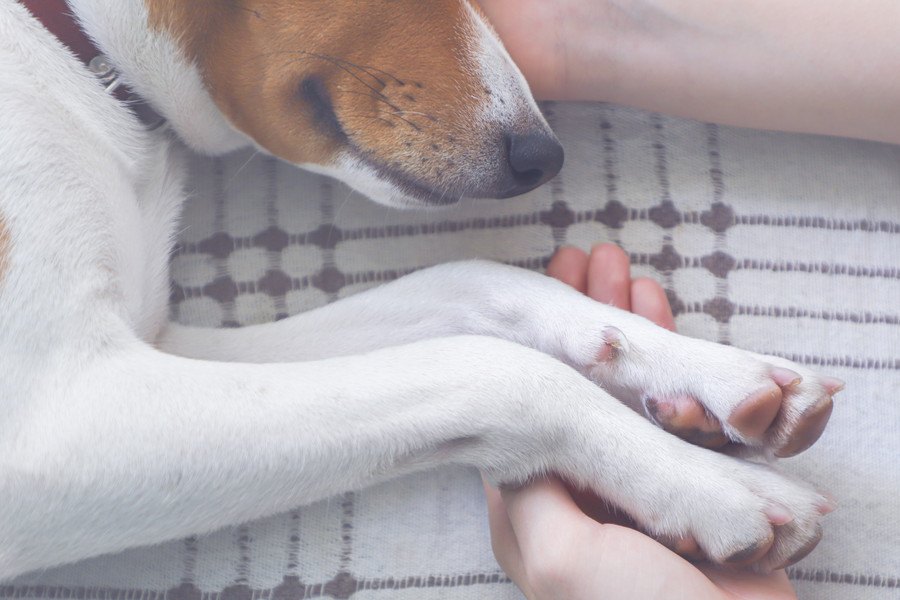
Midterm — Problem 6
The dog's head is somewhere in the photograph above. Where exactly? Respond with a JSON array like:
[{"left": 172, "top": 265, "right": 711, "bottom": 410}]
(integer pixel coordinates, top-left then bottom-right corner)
[{"left": 147, "top": 0, "right": 563, "bottom": 207}]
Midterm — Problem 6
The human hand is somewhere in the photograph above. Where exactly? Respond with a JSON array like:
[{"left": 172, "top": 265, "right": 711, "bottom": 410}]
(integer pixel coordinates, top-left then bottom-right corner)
[{"left": 484, "top": 244, "right": 799, "bottom": 600}]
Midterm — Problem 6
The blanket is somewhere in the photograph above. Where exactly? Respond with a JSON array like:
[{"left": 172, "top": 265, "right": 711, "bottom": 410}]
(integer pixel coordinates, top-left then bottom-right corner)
[{"left": 6, "top": 103, "right": 898, "bottom": 600}]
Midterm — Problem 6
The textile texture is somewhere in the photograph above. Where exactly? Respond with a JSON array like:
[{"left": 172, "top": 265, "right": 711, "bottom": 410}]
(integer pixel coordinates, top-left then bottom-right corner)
[{"left": 5, "top": 104, "right": 899, "bottom": 599}]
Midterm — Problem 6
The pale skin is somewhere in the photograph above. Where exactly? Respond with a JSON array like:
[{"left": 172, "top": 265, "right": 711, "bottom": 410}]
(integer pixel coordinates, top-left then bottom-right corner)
[
  {"left": 485, "top": 245, "right": 798, "bottom": 599},
  {"left": 478, "top": 0, "right": 900, "bottom": 144}
]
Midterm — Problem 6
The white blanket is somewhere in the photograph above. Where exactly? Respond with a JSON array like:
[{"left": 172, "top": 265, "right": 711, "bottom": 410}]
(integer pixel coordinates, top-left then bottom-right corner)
[{"left": 7, "top": 104, "right": 899, "bottom": 600}]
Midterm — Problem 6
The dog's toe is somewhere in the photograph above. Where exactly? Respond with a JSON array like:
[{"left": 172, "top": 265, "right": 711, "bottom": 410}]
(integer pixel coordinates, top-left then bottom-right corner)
[{"left": 645, "top": 394, "right": 729, "bottom": 448}]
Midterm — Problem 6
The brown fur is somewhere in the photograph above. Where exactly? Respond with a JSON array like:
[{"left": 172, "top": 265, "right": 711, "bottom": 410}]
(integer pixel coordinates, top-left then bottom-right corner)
[{"left": 145, "top": 0, "right": 495, "bottom": 193}]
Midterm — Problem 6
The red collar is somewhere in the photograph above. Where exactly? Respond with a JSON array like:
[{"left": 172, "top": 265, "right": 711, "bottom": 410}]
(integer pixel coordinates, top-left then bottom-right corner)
[{"left": 20, "top": 0, "right": 166, "bottom": 129}]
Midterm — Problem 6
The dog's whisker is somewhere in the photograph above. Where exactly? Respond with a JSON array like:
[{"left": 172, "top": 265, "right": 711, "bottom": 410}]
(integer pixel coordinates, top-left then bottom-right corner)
[
  {"left": 332, "top": 90, "right": 425, "bottom": 131},
  {"left": 390, "top": 110, "right": 430, "bottom": 119},
  {"left": 283, "top": 52, "right": 393, "bottom": 102},
  {"left": 224, "top": 150, "right": 261, "bottom": 189},
  {"left": 262, "top": 49, "right": 406, "bottom": 87},
  {"left": 332, "top": 186, "right": 357, "bottom": 230},
  {"left": 223, "top": 0, "right": 263, "bottom": 20}
]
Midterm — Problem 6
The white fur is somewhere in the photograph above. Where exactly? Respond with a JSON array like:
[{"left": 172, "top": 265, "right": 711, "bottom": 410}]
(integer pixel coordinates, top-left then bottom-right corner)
[
  {"left": 463, "top": 0, "right": 545, "bottom": 128},
  {"left": 0, "top": 0, "right": 828, "bottom": 580},
  {"left": 305, "top": 154, "right": 436, "bottom": 210},
  {"left": 66, "top": 0, "right": 248, "bottom": 154}
]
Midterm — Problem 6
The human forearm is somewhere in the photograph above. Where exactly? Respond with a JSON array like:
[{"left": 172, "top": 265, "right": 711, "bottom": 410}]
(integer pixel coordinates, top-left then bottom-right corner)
[{"left": 481, "top": 0, "right": 900, "bottom": 144}]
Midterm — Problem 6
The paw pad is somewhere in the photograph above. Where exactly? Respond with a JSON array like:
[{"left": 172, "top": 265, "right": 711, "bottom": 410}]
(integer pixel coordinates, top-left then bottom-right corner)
[
  {"left": 641, "top": 366, "right": 842, "bottom": 457},
  {"left": 774, "top": 526, "right": 824, "bottom": 569},
  {"left": 725, "top": 531, "right": 774, "bottom": 566},
  {"left": 775, "top": 395, "right": 835, "bottom": 458},
  {"left": 728, "top": 381, "right": 783, "bottom": 441},
  {"left": 644, "top": 395, "right": 729, "bottom": 448}
]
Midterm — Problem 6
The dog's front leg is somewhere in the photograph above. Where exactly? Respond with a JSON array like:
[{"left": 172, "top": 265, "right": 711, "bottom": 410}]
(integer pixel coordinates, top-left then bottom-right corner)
[
  {"left": 1, "top": 335, "right": 514, "bottom": 576},
  {"left": 158, "top": 259, "right": 633, "bottom": 363},
  {"left": 4, "top": 333, "right": 825, "bottom": 579},
  {"left": 160, "top": 260, "right": 840, "bottom": 457},
  {"left": 1, "top": 334, "right": 602, "bottom": 578}
]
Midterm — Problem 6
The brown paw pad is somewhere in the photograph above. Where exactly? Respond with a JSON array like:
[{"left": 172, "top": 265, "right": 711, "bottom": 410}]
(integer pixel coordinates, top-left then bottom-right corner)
[
  {"left": 725, "top": 530, "right": 775, "bottom": 566},
  {"left": 775, "top": 396, "right": 834, "bottom": 458},
  {"left": 728, "top": 381, "right": 783, "bottom": 440},
  {"left": 645, "top": 395, "right": 729, "bottom": 448},
  {"left": 774, "top": 526, "right": 823, "bottom": 569}
]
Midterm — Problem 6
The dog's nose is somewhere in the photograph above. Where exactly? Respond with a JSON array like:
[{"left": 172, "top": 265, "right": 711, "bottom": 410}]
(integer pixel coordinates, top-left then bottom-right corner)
[{"left": 497, "top": 131, "right": 565, "bottom": 198}]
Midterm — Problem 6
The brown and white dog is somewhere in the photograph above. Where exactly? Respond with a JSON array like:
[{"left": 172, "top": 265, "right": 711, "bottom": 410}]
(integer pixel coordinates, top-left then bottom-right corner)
[{"left": 0, "top": 0, "right": 838, "bottom": 579}]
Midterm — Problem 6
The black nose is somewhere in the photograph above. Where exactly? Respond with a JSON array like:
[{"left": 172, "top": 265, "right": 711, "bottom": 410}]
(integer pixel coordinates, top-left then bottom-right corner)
[{"left": 498, "top": 131, "right": 565, "bottom": 198}]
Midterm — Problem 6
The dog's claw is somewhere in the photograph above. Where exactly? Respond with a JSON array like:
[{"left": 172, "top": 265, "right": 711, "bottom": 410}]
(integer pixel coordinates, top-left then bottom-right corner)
[
  {"left": 770, "top": 367, "right": 803, "bottom": 389},
  {"left": 764, "top": 503, "right": 794, "bottom": 526},
  {"left": 820, "top": 376, "right": 846, "bottom": 395},
  {"left": 816, "top": 495, "right": 837, "bottom": 515}
]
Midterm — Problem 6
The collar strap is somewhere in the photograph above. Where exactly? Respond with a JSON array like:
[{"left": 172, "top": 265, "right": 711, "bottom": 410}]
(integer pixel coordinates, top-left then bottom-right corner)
[{"left": 20, "top": 0, "right": 166, "bottom": 130}]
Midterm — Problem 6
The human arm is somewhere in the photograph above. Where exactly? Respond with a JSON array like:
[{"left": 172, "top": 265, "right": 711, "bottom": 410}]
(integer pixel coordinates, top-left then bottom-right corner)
[{"left": 479, "top": 0, "right": 900, "bottom": 144}]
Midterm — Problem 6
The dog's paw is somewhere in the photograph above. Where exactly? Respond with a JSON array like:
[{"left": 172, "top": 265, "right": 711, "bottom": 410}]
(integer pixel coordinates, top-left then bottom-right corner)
[
  {"left": 642, "top": 359, "right": 840, "bottom": 457},
  {"left": 585, "top": 324, "right": 842, "bottom": 456},
  {"left": 638, "top": 450, "right": 832, "bottom": 570}
]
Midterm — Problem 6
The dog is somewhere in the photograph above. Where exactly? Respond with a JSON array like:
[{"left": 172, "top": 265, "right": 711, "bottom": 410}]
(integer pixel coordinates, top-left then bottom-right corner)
[{"left": 0, "top": 0, "right": 840, "bottom": 579}]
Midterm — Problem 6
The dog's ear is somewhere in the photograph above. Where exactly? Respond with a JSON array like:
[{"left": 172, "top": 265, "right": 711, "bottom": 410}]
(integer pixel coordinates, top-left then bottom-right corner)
[{"left": 146, "top": 0, "right": 562, "bottom": 207}]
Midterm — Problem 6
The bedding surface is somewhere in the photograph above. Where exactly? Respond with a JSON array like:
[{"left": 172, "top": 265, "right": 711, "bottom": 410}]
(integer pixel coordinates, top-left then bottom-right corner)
[{"left": 6, "top": 103, "right": 899, "bottom": 600}]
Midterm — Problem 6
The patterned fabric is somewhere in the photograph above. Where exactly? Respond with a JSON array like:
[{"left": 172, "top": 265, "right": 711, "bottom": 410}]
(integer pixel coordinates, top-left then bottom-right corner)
[{"left": 5, "top": 104, "right": 899, "bottom": 599}]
